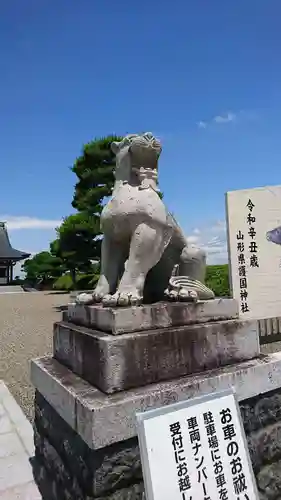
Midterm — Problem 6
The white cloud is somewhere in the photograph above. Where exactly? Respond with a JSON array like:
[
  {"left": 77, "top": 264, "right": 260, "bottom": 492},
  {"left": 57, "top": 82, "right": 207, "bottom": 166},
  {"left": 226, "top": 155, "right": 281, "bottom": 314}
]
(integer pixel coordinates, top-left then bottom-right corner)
[
  {"left": 209, "top": 220, "right": 226, "bottom": 233},
  {"left": 186, "top": 235, "right": 200, "bottom": 244},
  {"left": 213, "top": 112, "right": 236, "bottom": 124},
  {"left": 197, "top": 111, "right": 239, "bottom": 129},
  {"left": 186, "top": 220, "right": 228, "bottom": 265},
  {"left": 196, "top": 121, "right": 207, "bottom": 129},
  {"left": 0, "top": 216, "right": 62, "bottom": 278},
  {"left": 0, "top": 216, "right": 62, "bottom": 231}
]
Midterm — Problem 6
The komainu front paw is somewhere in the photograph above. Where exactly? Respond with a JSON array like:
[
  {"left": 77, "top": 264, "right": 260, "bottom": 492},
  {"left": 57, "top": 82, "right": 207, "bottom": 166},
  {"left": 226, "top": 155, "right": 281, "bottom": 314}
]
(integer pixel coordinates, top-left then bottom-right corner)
[
  {"left": 75, "top": 292, "right": 95, "bottom": 305},
  {"left": 92, "top": 276, "right": 111, "bottom": 303},
  {"left": 102, "top": 290, "right": 143, "bottom": 307},
  {"left": 93, "top": 290, "right": 105, "bottom": 303},
  {"left": 92, "top": 285, "right": 109, "bottom": 303}
]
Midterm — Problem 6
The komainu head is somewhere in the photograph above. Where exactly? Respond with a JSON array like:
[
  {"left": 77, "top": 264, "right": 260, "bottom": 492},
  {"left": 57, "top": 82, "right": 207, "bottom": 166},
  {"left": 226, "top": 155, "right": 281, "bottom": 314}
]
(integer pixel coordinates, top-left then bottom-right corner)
[{"left": 111, "top": 132, "right": 162, "bottom": 171}]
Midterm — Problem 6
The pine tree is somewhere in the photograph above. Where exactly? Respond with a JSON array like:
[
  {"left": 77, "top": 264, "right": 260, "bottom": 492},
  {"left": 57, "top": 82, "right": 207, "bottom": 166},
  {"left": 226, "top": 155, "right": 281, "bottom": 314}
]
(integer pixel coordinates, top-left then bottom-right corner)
[
  {"left": 72, "top": 135, "right": 123, "bottom": 215},
  {"left": 50, "top": 213, "right": 101, "bottom": 288},
  {"left": 50, "top": 135, "right": 123, "bottom": 287}
]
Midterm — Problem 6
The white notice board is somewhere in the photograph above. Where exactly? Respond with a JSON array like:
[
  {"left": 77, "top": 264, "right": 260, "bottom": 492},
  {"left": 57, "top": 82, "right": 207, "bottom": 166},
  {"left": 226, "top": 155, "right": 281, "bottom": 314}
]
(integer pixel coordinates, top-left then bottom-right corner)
[
  {"left": 136, "top": 390, "right": 258, "bottom": 500},
  {"left": 226, "top": 184, "right": 281, "bottom": 320}
]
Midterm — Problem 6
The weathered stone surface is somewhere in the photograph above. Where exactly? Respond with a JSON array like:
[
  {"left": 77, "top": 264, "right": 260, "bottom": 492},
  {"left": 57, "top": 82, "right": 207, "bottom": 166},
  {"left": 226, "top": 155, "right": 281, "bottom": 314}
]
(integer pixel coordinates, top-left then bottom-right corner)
[
  {"left": 34, "top": 391, "right": 141, "bottom": 497},
  {"left": 95, "top": 483, "right": 144, "bottom": 499},
  {"left": 40, "top": 436, "right": 74, "bottom": 489},
  {"left": 67, "top": 298, "right": 238, "bottom": 334},
  {"left": 247, "top": 422, "right": 281, "bottom": 472},
  {"left": 32, "top": 455, "right": 85, "bottom": 500},
  {"left": 257, "top": 459, "right": 281, "bottom": 499},
  {"left": 34, "top": 391, "right": 143, "bottom": 498},
  {"left": 241, "top": 391, "right": 281, "bottom": 434},
  {"left": 32, "top": 456, "right": 62, "bottom": 500},
  {"left": 31, "top": 353, "right": 281, "bottom": 449},
  {"left": 54, "top": 318, "right": 259, "bottom": 393}
]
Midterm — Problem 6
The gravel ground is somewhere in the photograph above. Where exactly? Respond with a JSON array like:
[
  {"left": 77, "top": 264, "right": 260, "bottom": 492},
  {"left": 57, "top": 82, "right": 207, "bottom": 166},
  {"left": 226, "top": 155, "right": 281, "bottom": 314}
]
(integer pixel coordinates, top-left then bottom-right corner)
[{"left": 0, "top": 291, "right": 70, "bottom": 421}]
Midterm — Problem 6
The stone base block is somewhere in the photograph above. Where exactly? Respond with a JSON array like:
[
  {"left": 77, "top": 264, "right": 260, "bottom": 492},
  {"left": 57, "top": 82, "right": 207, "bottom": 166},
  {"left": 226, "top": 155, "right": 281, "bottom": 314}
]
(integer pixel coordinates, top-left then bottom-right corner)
[
  {"left": 31, "top": 353, "right": 281, "bottom": 449},
  {"left": 67, "top": 298, "right": 238, "bottom": 334},
  {"left": 33, "top": 391, "right": 143, "bottom": 499},
  {"left": 54, "top": 318, "right": 260, "bottom": 393},
  {"left": 32, "top": 354, "right": 281, "bottom": 499}
]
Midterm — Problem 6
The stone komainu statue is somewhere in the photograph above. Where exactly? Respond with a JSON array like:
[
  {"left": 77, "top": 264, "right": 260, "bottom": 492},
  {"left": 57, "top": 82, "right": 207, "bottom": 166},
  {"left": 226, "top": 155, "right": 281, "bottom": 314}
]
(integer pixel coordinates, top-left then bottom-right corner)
[{"left": 77, "top": 133, "right": 214, "bottom": 306}]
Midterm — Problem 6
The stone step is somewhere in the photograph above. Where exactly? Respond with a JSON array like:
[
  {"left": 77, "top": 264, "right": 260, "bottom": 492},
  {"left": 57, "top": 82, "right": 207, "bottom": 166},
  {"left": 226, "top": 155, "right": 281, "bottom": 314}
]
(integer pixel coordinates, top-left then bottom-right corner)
[
  {"left": 66, "top": 298, "right": 239, "bottom": 335},
  {"left": 53, "top": 318, "right": 260, "bottom": 394}
]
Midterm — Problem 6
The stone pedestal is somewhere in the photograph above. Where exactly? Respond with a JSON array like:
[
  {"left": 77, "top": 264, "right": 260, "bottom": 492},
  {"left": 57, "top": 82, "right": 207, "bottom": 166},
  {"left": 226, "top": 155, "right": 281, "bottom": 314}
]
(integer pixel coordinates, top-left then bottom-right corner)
[
  {"left": 66, "top": 298, "right": 239, "bottom": 334},
  {"left": 31, "top": 300, "right": 281, "bottom": 499},
  {"left": 53, "top": 318, "right": 259, "bottom": 393}
]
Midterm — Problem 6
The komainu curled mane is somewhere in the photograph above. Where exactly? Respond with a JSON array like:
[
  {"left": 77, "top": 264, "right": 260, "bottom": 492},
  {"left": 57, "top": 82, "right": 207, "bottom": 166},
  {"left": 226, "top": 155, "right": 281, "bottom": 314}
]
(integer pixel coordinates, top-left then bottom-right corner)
[{"left": 77, "top": 132, "right": 214, "bottom": 307}]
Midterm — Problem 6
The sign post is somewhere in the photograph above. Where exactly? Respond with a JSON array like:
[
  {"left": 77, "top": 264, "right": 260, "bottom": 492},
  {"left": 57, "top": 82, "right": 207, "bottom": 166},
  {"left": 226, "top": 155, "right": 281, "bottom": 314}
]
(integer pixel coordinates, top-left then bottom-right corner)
[{"left": 136, "top": 389, "right": 258, "bottom": 500}]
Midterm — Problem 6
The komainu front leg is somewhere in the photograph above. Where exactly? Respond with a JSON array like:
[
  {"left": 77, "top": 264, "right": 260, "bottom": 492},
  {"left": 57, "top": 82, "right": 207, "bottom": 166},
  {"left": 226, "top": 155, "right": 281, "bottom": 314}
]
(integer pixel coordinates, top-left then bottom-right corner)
[
  {"left": 76, "top": 235, "right": 124, "bottom": 305},
  {"left": 107, "top": 222, "right": 171, "bottom": 306}
]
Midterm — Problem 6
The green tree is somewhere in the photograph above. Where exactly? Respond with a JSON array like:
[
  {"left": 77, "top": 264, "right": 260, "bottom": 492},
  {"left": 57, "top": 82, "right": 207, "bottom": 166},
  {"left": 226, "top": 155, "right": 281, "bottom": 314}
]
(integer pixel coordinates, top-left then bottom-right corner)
[
  {"left": 205, "top": 264, "right": 230, "bottom": 297},
  {"left": 50, "top": 135, "right": 123, "bottom": 286},
  {"left": 51, "top": 213, "right": 101, "bottom": 288},
  {"left": 21, "top": 251, "right": 62, "bottom": 285},
  {"left": 72, "top": 135, "right": 123, "bottom": 215}
]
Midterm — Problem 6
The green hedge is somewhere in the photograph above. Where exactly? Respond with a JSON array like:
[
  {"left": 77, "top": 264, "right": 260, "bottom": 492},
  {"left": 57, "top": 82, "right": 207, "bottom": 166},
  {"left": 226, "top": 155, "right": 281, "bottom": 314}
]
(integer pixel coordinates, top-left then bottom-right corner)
[
  {"left": 205, "top": 264, "right": 230, "bottom": 297},
  {"left": 53, "top": 273, "right": 99, "bottom": 291}
]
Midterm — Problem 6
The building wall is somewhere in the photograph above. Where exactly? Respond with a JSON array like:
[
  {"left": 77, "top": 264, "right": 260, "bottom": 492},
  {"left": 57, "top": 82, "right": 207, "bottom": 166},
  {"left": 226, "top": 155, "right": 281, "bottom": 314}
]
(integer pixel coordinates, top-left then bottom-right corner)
[{"left": 0, "top": 266, "right": 8, "bottom": 285}]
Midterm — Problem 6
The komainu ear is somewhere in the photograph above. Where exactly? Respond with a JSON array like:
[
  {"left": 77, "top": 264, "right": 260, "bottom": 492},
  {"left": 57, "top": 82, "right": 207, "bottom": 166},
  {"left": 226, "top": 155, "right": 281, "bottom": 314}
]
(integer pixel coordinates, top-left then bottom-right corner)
[{"left": 111, "top": 142, "right": 120, "bottom": 154}]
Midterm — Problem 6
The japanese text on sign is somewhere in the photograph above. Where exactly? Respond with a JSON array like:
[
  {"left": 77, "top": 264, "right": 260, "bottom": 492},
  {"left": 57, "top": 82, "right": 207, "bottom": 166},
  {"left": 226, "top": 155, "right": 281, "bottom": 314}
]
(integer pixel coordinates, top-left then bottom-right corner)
[
  {"left": 220, "top": 407, "right": 250, "bottom": 499},
  {"left": 226, "top": 184, "right": 281, "bottom": 320},
  {"left": 170, "top": 421, "right": 191, "bottom": 499},
  {"left": 136, "top": 390, "right": 258, "bottom": 500},
  {"left": 246, "top": 199, "right": 259, "bottom": 269},
  {"left": 236, "top": 230, "right": 249, "bottom": 314}
]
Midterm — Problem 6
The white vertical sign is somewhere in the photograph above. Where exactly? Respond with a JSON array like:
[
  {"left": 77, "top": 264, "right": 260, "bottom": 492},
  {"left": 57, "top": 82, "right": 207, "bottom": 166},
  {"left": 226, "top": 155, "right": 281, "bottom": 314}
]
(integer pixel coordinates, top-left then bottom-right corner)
[
  {"left": 136, "top": 390, "right": 258, "bottom": 500},
  {"left": 226, "top": 184, "right": 281, "bottom": 320}
]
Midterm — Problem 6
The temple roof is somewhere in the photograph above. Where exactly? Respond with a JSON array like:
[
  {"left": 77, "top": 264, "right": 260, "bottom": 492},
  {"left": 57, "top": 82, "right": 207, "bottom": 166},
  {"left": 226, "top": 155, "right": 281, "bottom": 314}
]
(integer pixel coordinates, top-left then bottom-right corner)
[{"left": 0, "top": 222, "right": 30, "bottom": 261}]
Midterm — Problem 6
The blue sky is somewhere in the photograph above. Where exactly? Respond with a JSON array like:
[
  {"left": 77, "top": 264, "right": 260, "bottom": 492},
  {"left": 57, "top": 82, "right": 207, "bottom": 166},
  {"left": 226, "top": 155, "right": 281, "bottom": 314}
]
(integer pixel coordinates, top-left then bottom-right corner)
[{"left": 1, "top": 0, "right": 281, "bottom": 273}]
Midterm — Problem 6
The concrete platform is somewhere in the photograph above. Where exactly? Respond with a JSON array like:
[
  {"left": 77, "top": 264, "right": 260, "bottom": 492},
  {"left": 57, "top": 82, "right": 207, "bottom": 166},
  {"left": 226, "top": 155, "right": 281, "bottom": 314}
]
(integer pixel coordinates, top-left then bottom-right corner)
[
  {"left": 0, "top": 381, "right": 41, "bottom": 499},
  {"left": 67, "top": 297, "right": 239, "bottom": 334},
  {"left": 31, "top": 353, "right": 281, "bottom": 450},
  {"left": 54, "top": 318, "right": 260, "bottom": 393}
]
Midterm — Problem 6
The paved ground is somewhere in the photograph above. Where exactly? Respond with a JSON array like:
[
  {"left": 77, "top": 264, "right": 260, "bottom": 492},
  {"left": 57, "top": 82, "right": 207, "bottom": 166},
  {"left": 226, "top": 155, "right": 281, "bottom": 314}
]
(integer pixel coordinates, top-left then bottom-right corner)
[
  {"left": 0, "top": 380, "right": 41, "bottom": 498},
  {"left": 0, "top": 286, "right": 24, "bottom": 294},
  {"left": 0, "top": 291, "right": 70, "bottom": 421},
  {"left": 261, "top": 340, "right": 281, "bottom": 354}
]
